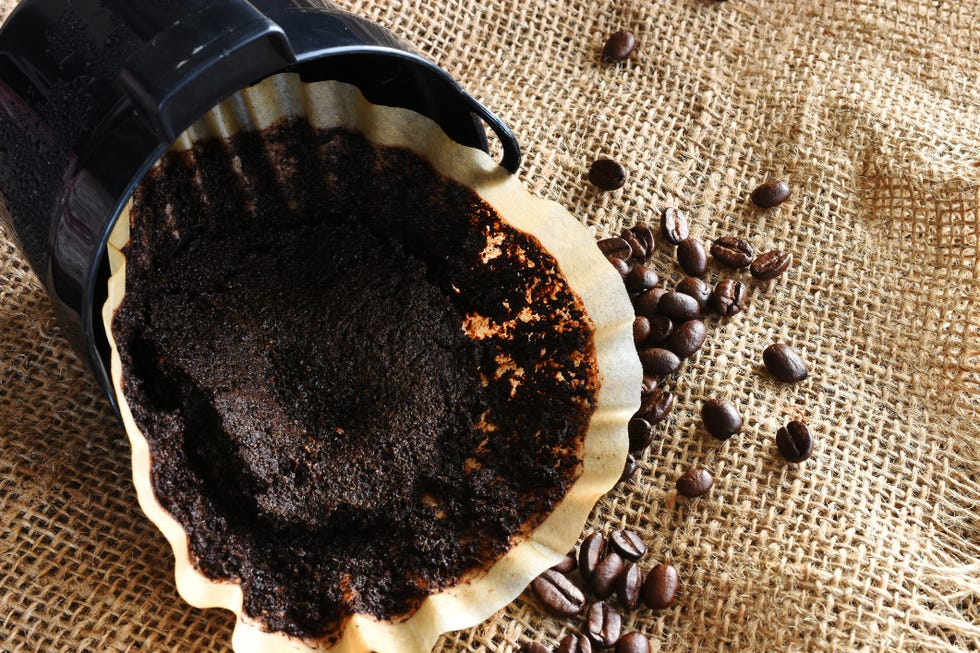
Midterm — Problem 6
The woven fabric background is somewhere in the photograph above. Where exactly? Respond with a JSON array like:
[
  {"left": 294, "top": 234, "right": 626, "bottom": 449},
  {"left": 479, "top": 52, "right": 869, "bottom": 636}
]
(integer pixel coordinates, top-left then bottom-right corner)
[{"left": 1, "top": 0, "right": 978, "bottom": 651}]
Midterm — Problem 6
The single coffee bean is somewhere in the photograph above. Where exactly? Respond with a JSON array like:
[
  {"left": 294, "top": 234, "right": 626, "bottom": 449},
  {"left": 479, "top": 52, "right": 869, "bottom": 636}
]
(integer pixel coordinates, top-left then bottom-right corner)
[
  {"left": 633, "top": 287, "right": 667, "bottom": 318},
  {"left": 628, "top": 418, "right": 654, "bottom": 452},
  {"left": 676, "top": 467, "right": 713, "bottom": 498},
  {"left": 620, "top": 230, "right": 646, "bottom": 261},
  {"left": 615, "top": 562, "right": 643, "bottom": 610},
  {"left": 609, "top": 256, "right": 630, "bottom": 277},
  {"left": 629, "top": 224, "right": 656, "bottom": 256},
  {"left": 641, "top": 563, "right": 679, "bottom": 610},
  {"left": 660, "top": 207, "right": 690, "bottom": 245},
  {"left": 609, "top": 530, "right": 646, "bottom": 560},
  {"left": 656, "top": 291, "right": 700, "bottom": 322},
  {"left": 676, "top": 237, "right": 708, "bottom": 277},
  {"left": 710, "top": 235, "right": 754, "bottom": 268},
  {"left": 579, "top": 532, "right": 607, "bottom": 582},
  {"left": 750, "top": 249, "right": 792, "bottom": 280},
  {"left": 668, "top": 319, "right": 707, "bottom": 359},
  {"left": 701, "top": 398, "right": 742, "bottom": 440},
  {"left": 531, "top": 569, "right": 587, "bottom": 617},
  {"left": 675, "top": 276, "right": 712, "bottom": 311},
  {"left": 521, "top": 643, "right": 551, "bottom": 653},
  {"left": 763, "top": 343, "right": 808, "bottom": 382},
  {"left": 751, "top": 179, "right": 792, "bottom": 208},
  {"left": 558, "top": 634, "right": 593, "bottom": 653},
  {"left": 634, "top": 386, "right": 674, "bottom": 425},
  {"left": 640, "top": 376, "right": 659, "bottom": 397},
  {"left": 633, "top": 316, "right": 651, "bottom": 345},
  {"left": 590, "top": 552, "right": 626, "bottom": 599},
  {"left": 645, "top": 315, "right": 674, "bottom": 345},
  {"left": 624, "top": 265, "right": 659, "bottom": 294},
  {"left": 710, "top": 279, "right": 746, "bottom": 316},
  {"left": 776, "top": 420, "right": 814, "bottom": 462},
  {"left": 589, "top": 158, "right": 627, "bottom": 191},
  {"left": 602, "top": 29, "right": 637, "bottom": 62},
  {"left": 615, "top": 633, "right": 650, "bottom": 653},
  {"left": 586, "top": 601, "right": 622, "bottom": 649},
  {"left": 618, "top": 453, "right": 637, "bottom": 485},
  {"left": 639, "top": 347, "right": 681, "bottom": 376},
  {"left": 597, "top": 237, "right": 632, "bottom": 260},
  {"left": 552, "top": 549, "right": 578, "bottom": 574}
]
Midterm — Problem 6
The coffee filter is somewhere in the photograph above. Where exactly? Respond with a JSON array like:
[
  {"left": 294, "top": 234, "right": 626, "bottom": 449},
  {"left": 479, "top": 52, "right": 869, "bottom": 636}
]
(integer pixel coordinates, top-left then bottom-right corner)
[{"left": 103, "top": 74, "right": 642, "bottom": 652}]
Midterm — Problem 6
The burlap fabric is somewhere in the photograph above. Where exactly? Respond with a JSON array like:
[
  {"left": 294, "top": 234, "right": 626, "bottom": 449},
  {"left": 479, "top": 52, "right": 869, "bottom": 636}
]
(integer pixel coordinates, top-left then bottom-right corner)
[{"left": 1, "top": 0, "right": 977, "bottom": 651}]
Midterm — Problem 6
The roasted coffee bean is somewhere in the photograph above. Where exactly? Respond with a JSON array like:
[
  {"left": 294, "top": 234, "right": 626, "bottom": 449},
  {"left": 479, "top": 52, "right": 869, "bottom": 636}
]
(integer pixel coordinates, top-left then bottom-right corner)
[
  {"left": 618, "top": 454, "right": 637, "bottom": 485},
  {"left": 751, "top": 179, "right": 792, "bottom": 208},
  {"left": 558, "top": 633, "right": 593, "bottom": 653},
  {"left": 668, "top": 319, "right": 706, "bottom": 359},
  {"left": 531, "top": 569, "right": 587, "bottom": 617},
  {"left": 710, "top": 279, "right": 746, "bottom": 316},
  {"left": 579, "top": 532, "right": 607, "bottom": 582},
  {"left": 711, "top": 235, "right": 754, "bottom": 268},
  {"left": 628, "top": 418, "right": 654, "bottom": 452},
  {"left": 750, "top": 249, "right": 792, "bottom": 280},
  {"left": 620, "top": 230, "right": 646, "bottom": 261},
  {"left": 641, "top": 563, "right": 679, "bottom": 610},
  {"left": 629, "top": 225, "right": 656, "bottom": 257},
  {"left": 586, "top": 601, "right": 622, "bottom": 649},
  {"left": 609, "top": 256, "right": 630, "bottom": 277},
  {"left": 552, "top": 549, "right": 578, "bottom": 574},
  {"left": 676, "top": 467, "right": 713, "bottom": 498},
  {"left": 640, "top": 376, "right": 659, "bottom": 397},
  {"left": 589, "top": 159, "right": 627, "bottom": 191},
  {"left": 701, "top": 398, "right": 742, "bottom": 440},
  {"left": 763, "top": 343, "right": 808, "bottom": 382},
  {"left": 645, "top": 315, "right": 674, "bottom": 345},
  {"left": 624, "top": 265, "right": 659, "bottom": 294},
  {"left": 521, "top": 642, "right": 551, "bottom": 653},
  {"left": 639, "top": 347, "right": 681, "bottom": 376},
  {"left": 660, "top": 207, "right": 690, "bottom": 245},
  {"left": 676, "top": 237, "right": 708, "bottom": 277},
  {"left": 598, "top": 237, "right": 632, "bottom": 260},
  {"left": 615, "top": 633, "right": 650, "bottom": 653},
  {"left": 634, "top": 386, "right": 674, "bottom": 425},
  {"left": 602, "top": 29, "right": 637, "bottom": 62},
  {"left": 615, "top": 562, "right": 643, "bottom": 610},
  {"left": 633, "top": 316, "right": 651, "bottom": 345},
  {"left": 656, "top": 291, "right": 700, "bottom": 322},
  {"left": 609, "top": 530, "right": 646, "bottom": 560},
  {"left": 776, "top": 420, "right": 814, "bottom": 462},
  {"left": 633, "top": 287, "right": 667, "bottom": 317},
  {"left": 676, "top": 277, "right": 712, "bottom": 311},
  {"left": 591, "top": 552, "right": 626, "bottom": 599}
]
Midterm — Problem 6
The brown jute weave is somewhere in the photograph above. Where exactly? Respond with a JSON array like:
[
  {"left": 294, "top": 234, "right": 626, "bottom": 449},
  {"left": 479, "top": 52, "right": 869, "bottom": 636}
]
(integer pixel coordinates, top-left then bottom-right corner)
[{"left": 1, "top": 1, "right": 978, "bottom": 651}]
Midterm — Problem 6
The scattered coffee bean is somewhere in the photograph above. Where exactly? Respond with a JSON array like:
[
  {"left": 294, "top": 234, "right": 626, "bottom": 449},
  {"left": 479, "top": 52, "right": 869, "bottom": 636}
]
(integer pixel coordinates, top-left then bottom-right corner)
[
  {"left": 710, "top": 278, "right": 746, "bottom": 316},
  {"left": 675, "top": 276, "right": 712, "bottom": 311},
  {"left": 633, "top": 287, "right": 667, "bottom": 317},
  {"left": 629, "top": 224, "right": 656, "bottom": 256},
  {"left": 644, "top": 315, "right": 674, "bottom": 345},
  {"left": 552, "top": 549, "right": 578, "bottom": 574},
  {"left": 590, "top": 552, "right": 626, "bottom": 599},
  {"left": 656, "top": 291, "right": 700, "bottom": 322},
  {"left": 598, "top": 237, "right": 632, "bottom": 260},
  {"left": 763, "top": 343, "right": 808, "bottom": 382},
  {"left": 660, "top": 207, "right": 690, "bottom": 245},
  {"left": 609, "top": 530, "right": 646, "bottom": 561},
  {"left": 750, "top": 249, "right": 792, "bottom": 280},
  {"left": 521, "top": 642, "right": 551, "bottom": 653},
  {"left": 602, "top": 29, "right": 637, "bottom": 62},
  {"left": 751, "top": 179, "right": 791, "bottom": 208},
  {"left": 589, "top": 159, "right": 627, "bottom": 191},
  {"left": 586, "top": 601, "right": 622, "bottom": 649},
  {"left": 615, "top": 562, "right": 643, "bottom": 610},
  {"left": 579, "top": 532, "right": 607, "bottom": 582},
  {"left": 558, "top": 633, "right": 593, "bottom": 653},
  {"left": 620, "top": 230, "right": 646, "bottom": 261},
  {"left": 634, "top": 386, "right": 674, "bottom": 425},
  {"left": 624, "top": 265, "right": 659, "bottom": 294},
  {"left": 710, "top": 235, "right": 754, "bottom": 268},
  {"left": 633, "top": 316, "right": 651, "bottom": 345},
  {"left": 676, "top": 467, "right": 713, "bottom": 498},
  {"left": 667, "top": 319, "right": 707, "bottom": 359},
  {"left": 639, "top": 347, "right": 681, "bottom": 376},
  {"left": 701, "top": 398, "right": 742, "bottom": 440},
  {"left": 615, "top": 633, "right": 650, "bottom": 653},
  {"left": 641, "top": 563, "right": 679, "bottom": 610},
  {"left": 640, "top": 376, "right": 659, "bottom": 397},
  {"left": 609, "top": 256, "right": 630, "bottom": 277},
  {"left": 531, "top": 569, "right": 587, "bottom": 617},
  {"left": 676, "top": 237, "right": 708, "bottom": 277},
  {"left": 618, "top": 453, "right": 637, "bottom": 485},
  {"left": 776, "top": 420, "right": 814, "bottom": 462},
  {"left": 628, "top": 418, "right": 654, "bottom": 453}
]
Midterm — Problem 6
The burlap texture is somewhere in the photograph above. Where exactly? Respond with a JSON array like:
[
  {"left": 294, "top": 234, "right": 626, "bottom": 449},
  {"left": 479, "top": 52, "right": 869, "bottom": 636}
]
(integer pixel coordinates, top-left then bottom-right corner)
[{"left": 1, "top": 0, "right": 977, "bottom": 651}]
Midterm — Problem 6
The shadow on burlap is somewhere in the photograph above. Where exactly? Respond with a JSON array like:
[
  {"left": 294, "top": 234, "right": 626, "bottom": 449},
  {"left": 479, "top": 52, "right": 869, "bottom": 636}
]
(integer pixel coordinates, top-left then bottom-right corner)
[{"left": 0, "top": 0, "right": 977, "bottom": 651}]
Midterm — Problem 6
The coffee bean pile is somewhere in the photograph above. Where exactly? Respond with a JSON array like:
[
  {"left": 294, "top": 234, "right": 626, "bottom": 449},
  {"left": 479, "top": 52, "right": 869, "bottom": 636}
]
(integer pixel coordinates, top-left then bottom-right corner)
[{"left": 522, "top": 529, "right": 672, "bottom": 653}]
